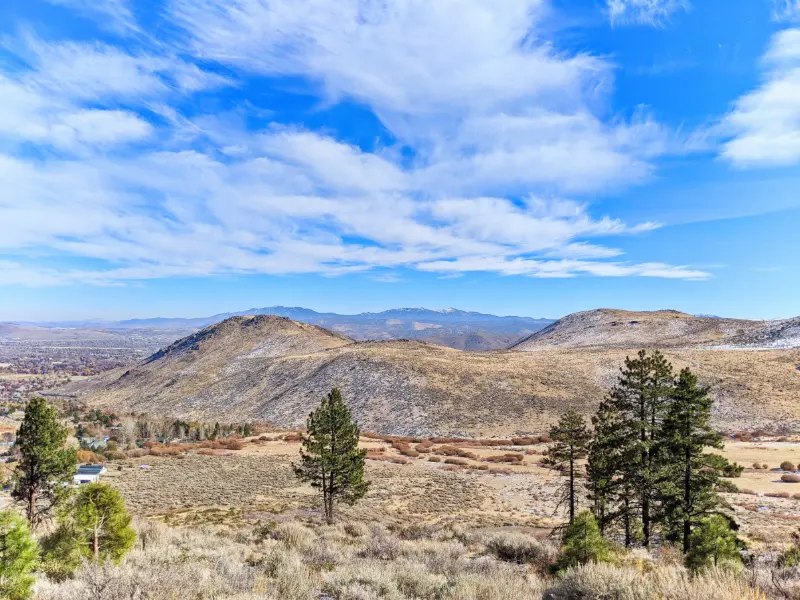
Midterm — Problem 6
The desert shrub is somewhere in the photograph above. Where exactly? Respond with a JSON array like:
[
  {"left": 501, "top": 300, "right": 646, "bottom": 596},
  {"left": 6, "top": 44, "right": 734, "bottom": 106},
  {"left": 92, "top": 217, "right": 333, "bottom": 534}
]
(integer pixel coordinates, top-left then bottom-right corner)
[
  {"left": 512, "top": 437, "right": 536, "bottom": 446},
  {"left": 752, "top": 463, "right": 762, "bottom": 469},
  {"left": 197, "top": 449, "right": 215, "bottom": 456},
  {"left": 436, "top": 446, "right": 477, "bottom": 460},
  {"left": 484, "top": 453, "right": 524, "bottom": 463},
  {"left": 103, "top": 451, "right": 128, "bottom": 461},
  {"left": 488, "top": 467, "right": 513, "bottom": 475},
  {"left": 271, "top": 522, "right": 314, "bottom": 551},
  {"left": 366, "top": 453, "right": 409, "bottom": 464},
  {"left": 545, "top": 563, "right": 646, "bottom": 600},
  {"left": 391, "top": 442, "right": 420, "bottom": 458},
  {"left": 767, "top": 491, "right": 791, "bottom": 498},
  {"left": 739, "top": 489, "right": 758, "bottom": 496},
  {"left": 227, "top": 440, "right": 244, "bottom": 451},
  {"left": 556, "top": 511, "right": 613, "bottom": 571},
  {"left": 76, "top": 450, "right": 106, "bottom": 464},
  {"left": 360, "top": 529, "right": 401, "bottom": 560},
  {"left": 782, "top": 461, "right": 797, "bottom": 472},
  {"left": 793, "top": 493, "right": 800, "bottom": 500},
  {"left": 125, "top": 449, "right": 148, "bottom": 458},
  {"left": 428, "top": 456, "right": 442, "bottom": 462},
  {"left": 199, "top": 440, "right": 213, "bottom": 448},
  {"left": 445, "top": 458, "right": 468, "bottom": 466},
  {"left": 782, "top": 474, "right": 800, "bottom": 483},
  {"left": 343, "top": 521, "right": 370, "bottom": 538},
  {"left": 485, "top": 532, "right": 554, "bottom": 567}
]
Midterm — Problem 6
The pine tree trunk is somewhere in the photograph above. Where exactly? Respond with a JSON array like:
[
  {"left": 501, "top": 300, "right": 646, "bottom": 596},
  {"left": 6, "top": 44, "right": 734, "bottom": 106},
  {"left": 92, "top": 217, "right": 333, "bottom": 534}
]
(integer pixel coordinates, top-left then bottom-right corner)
[
  {"left": 683, "top": 448, "right": 691, "bottom": 554},
  {"left": 624, "top": 494, "right": 631, "bottom": 548},
  {"left": 569, "top": 457, "right": 575, "bottom": 524},
  {"left": 640, "top": 395, "right": 650, "bottom": 548},
  {"left": 93, "top": 526, "right": 100, "bottom": 561}
]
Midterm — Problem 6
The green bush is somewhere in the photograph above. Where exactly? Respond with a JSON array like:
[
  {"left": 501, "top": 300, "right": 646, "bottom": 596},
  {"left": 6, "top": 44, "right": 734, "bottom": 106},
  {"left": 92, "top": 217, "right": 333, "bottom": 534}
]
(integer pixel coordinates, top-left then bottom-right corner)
[
  {"left": 39, "top": 522, "right": 83, "bottom": 582},
  {"left": 0, "top": 510, "right": 39, "bottom": 600},
  {"left": 685, "top": 515, "right": 742, "bottom": 571},
  {"left": 556, "top": 511, "right": 613, "bottom": 571}
]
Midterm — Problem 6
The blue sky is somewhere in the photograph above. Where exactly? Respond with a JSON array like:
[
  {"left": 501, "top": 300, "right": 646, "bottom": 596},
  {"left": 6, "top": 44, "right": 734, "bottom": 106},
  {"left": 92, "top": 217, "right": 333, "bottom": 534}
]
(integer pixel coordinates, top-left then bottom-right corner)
[{"left": 1, "top": 0, "right": 799, "bottom": 321}]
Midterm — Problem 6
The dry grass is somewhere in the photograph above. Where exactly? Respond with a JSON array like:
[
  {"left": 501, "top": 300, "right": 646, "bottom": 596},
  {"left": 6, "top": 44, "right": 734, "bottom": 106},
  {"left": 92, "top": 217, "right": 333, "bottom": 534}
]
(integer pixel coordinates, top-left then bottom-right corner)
[{"left": 33, "top": 516, "right": 783, "bottom": 600}]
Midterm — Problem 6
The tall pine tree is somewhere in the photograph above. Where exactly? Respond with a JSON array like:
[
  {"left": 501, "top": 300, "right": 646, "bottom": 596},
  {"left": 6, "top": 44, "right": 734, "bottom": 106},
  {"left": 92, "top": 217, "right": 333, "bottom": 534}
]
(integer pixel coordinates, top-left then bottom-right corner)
[
  {"left": 587, "top": 397, "right": 627, "bottom": 537},
  {"left": 660, "top": 368, "right": 727, "bottom": 554},
  {"left": 602, "top": 350, "right": 672, "bottom": 548},
  {"left": 12, "top": 397, "right": 76, "bottom": 529},
  {"left": 545, "top": 408, "right": 590, "bottom": 524},
  {"left": 294, "top": 389, "right": 369, "bottom": 523}
]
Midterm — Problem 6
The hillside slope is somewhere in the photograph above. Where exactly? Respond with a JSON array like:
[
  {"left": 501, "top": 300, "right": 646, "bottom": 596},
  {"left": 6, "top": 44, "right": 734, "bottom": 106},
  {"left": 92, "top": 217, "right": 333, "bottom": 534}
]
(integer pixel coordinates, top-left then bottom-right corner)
[
  {"left": 510, "top": 309, "right": 800, "bottom": 350},
  {"left": 62, "top": 315, "right": 800, "bottom": 436}
]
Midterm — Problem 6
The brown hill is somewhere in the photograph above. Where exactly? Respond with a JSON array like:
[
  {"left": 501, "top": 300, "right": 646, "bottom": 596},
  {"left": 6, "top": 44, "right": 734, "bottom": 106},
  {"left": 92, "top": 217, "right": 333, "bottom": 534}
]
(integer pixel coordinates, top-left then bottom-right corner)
[
  {"left": 510, "top": 309, "right": 799, "bottom": 350},
  {"left": 62, "top": 314, "right": 800, "bottom": 437}
]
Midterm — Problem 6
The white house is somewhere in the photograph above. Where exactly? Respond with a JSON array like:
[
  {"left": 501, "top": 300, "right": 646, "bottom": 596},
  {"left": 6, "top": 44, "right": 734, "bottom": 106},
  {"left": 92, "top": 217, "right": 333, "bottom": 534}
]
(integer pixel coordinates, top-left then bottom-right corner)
[{"left": 73, "top": 464, "right": 106, "bottom": 485}]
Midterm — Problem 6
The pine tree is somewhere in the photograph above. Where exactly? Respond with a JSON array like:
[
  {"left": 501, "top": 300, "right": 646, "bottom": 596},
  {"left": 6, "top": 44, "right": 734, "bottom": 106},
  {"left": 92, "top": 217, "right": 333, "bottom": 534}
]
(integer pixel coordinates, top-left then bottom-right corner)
[
  {"left": 0, "top": 510, "right": 39, "bottom": 600},
  {"left": 587, "top": 398, "right": 626, "bottom": 536},
  {"left": 545, "top": 408, "right": 590, "bottom": 524},
  {"left": 603, "top": 350, "right": 673, "bottom": 548},
  {"left": 293, "top": 388, "right": 369, "bottom": 524},
  {"left": 12, "top": 397, "right": 76, "bottom": 529},
  {"left": 556, "top": 510, "right": 612, "bottom": 571},
  {"left": 685, "top": 514, "right": 742, "bottom": 571},
  {"left": 660, "top": 368, "right": 727, "bottom": 554},
  {"left": 71, "top": 483, "right": 136, "bottom": 563}
]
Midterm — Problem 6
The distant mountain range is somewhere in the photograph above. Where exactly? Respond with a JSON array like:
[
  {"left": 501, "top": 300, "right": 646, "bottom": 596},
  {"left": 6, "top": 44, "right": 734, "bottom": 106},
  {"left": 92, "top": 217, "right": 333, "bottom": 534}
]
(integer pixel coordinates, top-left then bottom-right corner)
[{"left": 5, "top": 307, "right": 556, "bottom": 351}]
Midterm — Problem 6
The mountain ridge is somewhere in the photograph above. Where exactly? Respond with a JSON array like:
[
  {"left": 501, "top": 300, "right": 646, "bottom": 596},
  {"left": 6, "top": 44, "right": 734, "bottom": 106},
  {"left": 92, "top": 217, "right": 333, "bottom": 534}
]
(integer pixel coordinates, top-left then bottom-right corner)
[{"left": 61, "top": 310, "right": 800, "bottom": 436}]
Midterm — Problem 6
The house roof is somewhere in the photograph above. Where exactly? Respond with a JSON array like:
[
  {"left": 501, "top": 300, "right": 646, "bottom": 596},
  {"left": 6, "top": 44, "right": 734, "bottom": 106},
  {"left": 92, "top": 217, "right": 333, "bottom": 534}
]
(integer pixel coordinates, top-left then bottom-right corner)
[{"left": 76, "top": 465, "right": 105, "bottom": 476}]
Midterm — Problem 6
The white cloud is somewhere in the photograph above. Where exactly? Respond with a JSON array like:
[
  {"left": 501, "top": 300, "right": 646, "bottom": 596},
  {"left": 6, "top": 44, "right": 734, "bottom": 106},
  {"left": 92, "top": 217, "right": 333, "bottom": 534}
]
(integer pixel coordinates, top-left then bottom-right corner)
[
  {"left": 0, "top": 0, "right": 707, "bottom": 286},
  {"left": 774, "top": 1, "right": 800, "bottom": 22},
  {"left": 721, "top": 29, "right": 800, "bottom": 167},
  {"left": 607, "top": 0, "right": 689, "bottom": 25},
  {"left": 416, "top": 256, "right": 708, "bottom": 279},
  {"left": 42, "top": 0, "right": 137, "bottom": 34},
  {"left": 166, "top": 0, "right": 684, "bottom": 195}
]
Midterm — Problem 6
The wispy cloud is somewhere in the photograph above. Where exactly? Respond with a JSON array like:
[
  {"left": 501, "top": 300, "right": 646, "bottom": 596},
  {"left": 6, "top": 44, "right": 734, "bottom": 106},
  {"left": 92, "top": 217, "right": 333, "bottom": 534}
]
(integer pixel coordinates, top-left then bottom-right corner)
[
  {"left": 773, "top": 1, "right": 800, "bottom": 22},
  {"left": 0, "top": 0, "right": 709, "bottom": 287},
  {"left": 607, "top": 0, "right": 689, "bottom": 26},
  {"left": 42, "top": 0, "right": 138, "bottom": 34}
]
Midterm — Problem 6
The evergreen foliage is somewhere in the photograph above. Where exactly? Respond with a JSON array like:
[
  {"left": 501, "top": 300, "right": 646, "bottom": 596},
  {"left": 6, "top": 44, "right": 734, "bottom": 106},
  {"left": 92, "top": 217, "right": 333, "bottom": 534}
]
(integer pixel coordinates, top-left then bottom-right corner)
[
  {"left": 70, "top": 483, "right": 136, "bottom": 563},
  {"left": 293, "top": 388, "right": 369, "bottom": 523},
  {"left": 556, "top": 510, "right": 613, "bottom": 571},
  {"left": 0, "top": 510, "right": 38, "bottom": 600},
  {"left": 586, "top": 352, "right": 737, "bottom": 559},
  {"left": 660, "top": 368, "right": 728, "bottom": 553},
  {"left": 685, "top": 515, "right": 742, "bottom": 571},
  {"left": 545, "top": 408, "right": 590, "bottom": 523},
  {"left": 12, "top": 397, "right": 76, "bottom": 528},
  {"left": 39, "top": 522, "right": 83, "bottom": 582}
]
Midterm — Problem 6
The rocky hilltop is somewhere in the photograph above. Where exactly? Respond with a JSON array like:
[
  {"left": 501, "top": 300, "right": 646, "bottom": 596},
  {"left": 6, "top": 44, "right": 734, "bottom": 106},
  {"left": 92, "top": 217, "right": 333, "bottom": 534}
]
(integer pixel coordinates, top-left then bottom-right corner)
[
  {"left": 511, "top": 309, "right": 800, "bottom": 350},
  {"left": 62, "top": 312, "right": 800, "bottom": 436}
]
